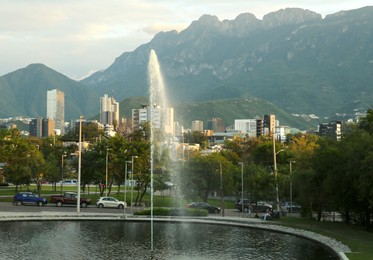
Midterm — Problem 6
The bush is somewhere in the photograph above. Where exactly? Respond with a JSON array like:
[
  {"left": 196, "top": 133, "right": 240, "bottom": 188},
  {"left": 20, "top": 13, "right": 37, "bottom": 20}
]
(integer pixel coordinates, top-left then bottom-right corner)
[{"left": 134, "top": 207, "right": 208, "bottom": 217}]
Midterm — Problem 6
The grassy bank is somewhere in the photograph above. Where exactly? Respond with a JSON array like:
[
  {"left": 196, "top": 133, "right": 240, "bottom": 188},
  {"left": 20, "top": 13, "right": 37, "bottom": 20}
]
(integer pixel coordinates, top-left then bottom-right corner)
[{"left": 277, "top": 216, "right": 373, "bottom": 260}]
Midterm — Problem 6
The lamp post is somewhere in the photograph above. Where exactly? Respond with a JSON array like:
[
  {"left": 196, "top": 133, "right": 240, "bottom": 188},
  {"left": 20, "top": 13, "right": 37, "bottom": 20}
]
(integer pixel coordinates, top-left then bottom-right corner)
[
  {"left": 273, "top": 126, "right": 284, "bottom": 213},
  {"left": 105, "top": 148, "right": 109, "bottom": 197},
  {"left": 220, "top": 163, "right": 224, "bottom": 217},
  {"left": 60, "top": 154, "right": 66, "bottom": 194},
  {"left": 77, "top": 115, "right": 83, "bottom": 214},
  {"left": 130, "top": 155, "right": 138, "bottom": 214},
  {"left": 289, "top": 160, "right": 296, "bottom": 214},
  {"left": 238, "top": 162, "right": 244, "bottom": 217},
  {"left": 124, "top": 160, "right": 131, "bottom": 215}
]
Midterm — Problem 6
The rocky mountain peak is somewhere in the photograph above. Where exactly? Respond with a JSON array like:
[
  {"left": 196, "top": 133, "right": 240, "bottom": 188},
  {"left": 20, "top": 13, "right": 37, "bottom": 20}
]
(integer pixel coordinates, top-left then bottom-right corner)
[{"left": 263, "top": 8, "right": 322, "bottom": 28}]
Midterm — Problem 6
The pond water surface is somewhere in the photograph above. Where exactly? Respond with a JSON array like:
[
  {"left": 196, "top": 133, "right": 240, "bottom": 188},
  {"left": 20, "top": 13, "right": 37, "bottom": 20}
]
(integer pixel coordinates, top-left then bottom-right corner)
[{"left": 0, "top": 221, "right": 338, "bottom": 259}]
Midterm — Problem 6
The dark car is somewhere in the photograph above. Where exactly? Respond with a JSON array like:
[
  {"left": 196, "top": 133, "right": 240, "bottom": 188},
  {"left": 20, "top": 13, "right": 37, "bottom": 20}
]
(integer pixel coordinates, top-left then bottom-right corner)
[
  {"left": 13, "top": 192, "right": 48, "bottom": 206},
  {"left": 186, "top": 202, "right": 221, "bottom": 213},
  {"left": 235, "top": 199, "right": 251, "bottom": 212},
  {"left": 236, "top": 199, "right": 272, "bottom": 213}
]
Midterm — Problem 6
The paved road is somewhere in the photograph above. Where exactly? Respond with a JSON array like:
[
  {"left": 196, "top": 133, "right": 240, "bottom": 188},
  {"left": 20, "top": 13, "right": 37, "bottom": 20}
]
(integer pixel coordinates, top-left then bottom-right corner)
[{"left": 0, "top": 202, "right": 251, "bottom": 218}]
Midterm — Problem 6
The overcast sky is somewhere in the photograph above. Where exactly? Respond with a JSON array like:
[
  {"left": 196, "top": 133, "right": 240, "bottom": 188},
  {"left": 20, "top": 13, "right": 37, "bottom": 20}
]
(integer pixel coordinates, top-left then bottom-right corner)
[{"left": 0, "top": 0, "right": 371, "bottom": 80}]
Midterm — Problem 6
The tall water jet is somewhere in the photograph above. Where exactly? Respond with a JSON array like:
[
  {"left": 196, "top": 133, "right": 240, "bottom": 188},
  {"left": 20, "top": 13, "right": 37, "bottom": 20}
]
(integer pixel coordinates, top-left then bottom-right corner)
[{"left": 148, "top": 49, "right": 172, "bottom": 254}]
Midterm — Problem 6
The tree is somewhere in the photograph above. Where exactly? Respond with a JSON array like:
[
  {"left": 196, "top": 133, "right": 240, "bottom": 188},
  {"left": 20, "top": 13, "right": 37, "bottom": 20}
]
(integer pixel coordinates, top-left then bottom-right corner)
[
  {"left": 0, "top": 129, "right": 44, "bottom": 193},
  {"left": 183, "top": 131, "right": 208, "bottom": 148}
]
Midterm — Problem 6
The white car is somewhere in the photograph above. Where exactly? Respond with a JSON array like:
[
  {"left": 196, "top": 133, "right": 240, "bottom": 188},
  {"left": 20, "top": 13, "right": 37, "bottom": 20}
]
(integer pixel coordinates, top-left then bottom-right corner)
[{"left": 96, "top": 197, "right": 127, "bottom": 209}]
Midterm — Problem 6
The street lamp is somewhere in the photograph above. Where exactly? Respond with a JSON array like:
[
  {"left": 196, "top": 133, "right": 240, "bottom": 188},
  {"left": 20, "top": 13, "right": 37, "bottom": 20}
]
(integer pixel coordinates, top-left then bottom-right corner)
[
  {"left": 238, "top": 162, "right": 244, "bottom": 217},
  {"left": 130, "top": 155, "right": 138, "bottom": 214},
  {"left": 289, "top": 160, "right": 296, "bottom": 214},
  {"left": 219, "top": 163, "right": 224, "bottom": 217},
  {"left": 77, "top": 115, "right": 83, "bottom": 214},
  {"left": 124, "top": 160, "right": 131, "bottom": 215},
  {"left": 273, "top": 126, "right": 284, "bottom": 213},
  {"left": 60, "top": 154, "right": 66, "bottom": 194},
  {"left": 105, "top": 148, "right": 109, "bottom": 197}
]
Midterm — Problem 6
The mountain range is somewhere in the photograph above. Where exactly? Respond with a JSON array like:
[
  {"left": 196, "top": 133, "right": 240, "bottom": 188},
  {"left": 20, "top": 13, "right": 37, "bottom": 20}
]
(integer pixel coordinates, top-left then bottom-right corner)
[{"left": 1, "top": 7, "right": 372, "bottom": 130}]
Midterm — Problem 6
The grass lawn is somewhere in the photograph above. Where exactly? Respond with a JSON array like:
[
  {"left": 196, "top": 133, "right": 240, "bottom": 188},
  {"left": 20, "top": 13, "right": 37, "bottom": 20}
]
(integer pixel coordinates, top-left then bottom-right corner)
[{"left": 277, "top": 216, "right": 373, "bottom": 260}]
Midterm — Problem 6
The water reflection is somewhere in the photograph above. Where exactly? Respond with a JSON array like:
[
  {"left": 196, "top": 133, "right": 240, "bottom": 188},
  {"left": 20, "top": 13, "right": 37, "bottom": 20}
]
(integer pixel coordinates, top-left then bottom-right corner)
[{"left": 0, "top": 221, "right": 338, "bottom": 260}]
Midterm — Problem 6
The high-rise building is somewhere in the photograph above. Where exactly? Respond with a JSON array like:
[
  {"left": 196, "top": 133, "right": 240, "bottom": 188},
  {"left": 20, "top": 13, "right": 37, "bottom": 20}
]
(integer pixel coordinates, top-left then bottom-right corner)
[
  {"left": 263, "top": 114, "right": 276, "bottom": 136},
  {"left": 191, "top": 120, "right": 204, "bottom": 132},
  {"left": 100, "top": 94, "right": 119, "bottom": 128},
  {"left": 207, "top": 117, "right": 225, "bottom": 132},
  {"left": 234, "top": 119, "right": 257, "bottom": 137},
  {"left": 132, "top": 105, "right": 174, "bottom": 135},
  {"left": 256, "top": 119, "right": 263, "bottom": 137},
  {"left": 29, "top": 117, "right": 54, "bottom": 138},
  {"left": 47, "top": 89, "right": 64, "bottom": 135},
  {"left": 319, "top": 121, "right": 342, "bottom": 140}
]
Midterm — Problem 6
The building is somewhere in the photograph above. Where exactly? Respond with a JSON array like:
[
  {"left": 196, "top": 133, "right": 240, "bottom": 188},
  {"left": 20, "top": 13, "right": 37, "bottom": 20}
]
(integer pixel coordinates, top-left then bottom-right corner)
[
  {"left": 277, "top": 125, "right": 291, "bottom": 142},
  {"left": 29, "top": 117, "right": 55, "bottom": 138},
  {"left": 100, "top": 94, "right": 119, "bottom": 128},
  {"left": 256, "top": 119, "right": 263, "bottom": 137},
  {"left": 132, "top": 106, "right": 149, "bottom": 130},
  {"left": 318, "top": 121, "right": 342, "bottom": 140},
  {"left": 263, "top": 114, "right": 276, "bottom": 136},
  {"left": 207, "top": 117, "right": 225, "bottom": 132},
  {"left": 132, "top": 105, "right": 174, "bottom": 135},
  {"left": 191, "top": 120, "right": 204, "bottom": 132},
  {"left": 47, "top": 89, "right": 64, "bottom": 135},
  {"left": 234, "top": 119, "right": 257, "bottom": 137}
]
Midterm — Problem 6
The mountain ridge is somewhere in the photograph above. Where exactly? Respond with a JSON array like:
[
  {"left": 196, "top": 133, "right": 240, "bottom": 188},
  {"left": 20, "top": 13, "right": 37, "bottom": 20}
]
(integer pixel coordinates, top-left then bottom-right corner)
[
  {"left": 0, "top": 7, "right": 372, "bottom": 128},
  {"left": 80, "top": 6, "right": 373, "bottom": 121}
]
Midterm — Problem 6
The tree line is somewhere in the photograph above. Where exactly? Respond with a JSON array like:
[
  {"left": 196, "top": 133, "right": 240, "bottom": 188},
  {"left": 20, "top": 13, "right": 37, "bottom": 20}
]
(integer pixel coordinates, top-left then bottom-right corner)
[{"left": 0, "top": 110, "right": 372, "bottom": 228}]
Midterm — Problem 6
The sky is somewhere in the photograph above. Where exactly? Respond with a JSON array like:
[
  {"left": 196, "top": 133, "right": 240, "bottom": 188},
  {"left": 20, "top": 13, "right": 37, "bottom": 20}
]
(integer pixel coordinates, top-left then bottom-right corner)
[{"left": 0, "top": 0, "right": 372, "bottom": 80}]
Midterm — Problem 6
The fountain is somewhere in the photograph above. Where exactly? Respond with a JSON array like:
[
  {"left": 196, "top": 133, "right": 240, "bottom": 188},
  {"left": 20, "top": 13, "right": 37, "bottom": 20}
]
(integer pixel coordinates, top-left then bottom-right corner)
[{"left": 148, "top": 49, "right": 178, "bottom": 255}]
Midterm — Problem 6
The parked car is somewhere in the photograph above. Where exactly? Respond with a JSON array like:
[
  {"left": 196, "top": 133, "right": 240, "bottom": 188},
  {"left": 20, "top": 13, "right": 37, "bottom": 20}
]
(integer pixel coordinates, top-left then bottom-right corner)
[
  {"left": 252, "top": 201, "right": 273, "bottom": 212},
  {"left": 235, "top": 199, "right": 251, "bottom": 212},
  {"left": 96, "top": 197, "right": 126, "bottom": 209},
  {"left": 282, "top": 201, "right": 301, "bottom": 213},
  {"left": 235, "top": 199, "right": 272, "bottom": 213},
  {"left": 13, "top": 192, "right": 48, "bottom": 206},
  {"left": 50, "top": 192, "right": 91, "bottom": 207},
  {"left": 186, "top": 202, "right": 221, "bottom": 213}
]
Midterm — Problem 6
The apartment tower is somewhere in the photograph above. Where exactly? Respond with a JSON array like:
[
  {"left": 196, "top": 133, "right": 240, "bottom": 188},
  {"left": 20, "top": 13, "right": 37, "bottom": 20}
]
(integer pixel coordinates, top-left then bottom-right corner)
[{"left": 47, "top": 89, "right": 64, "bottom": 135}]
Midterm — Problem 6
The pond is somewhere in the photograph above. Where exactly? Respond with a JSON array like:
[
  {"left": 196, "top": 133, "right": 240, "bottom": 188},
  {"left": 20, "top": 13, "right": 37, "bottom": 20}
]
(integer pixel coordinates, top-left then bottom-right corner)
[{"left": 0, "top": 221, "right": 338, "bottom": 259}]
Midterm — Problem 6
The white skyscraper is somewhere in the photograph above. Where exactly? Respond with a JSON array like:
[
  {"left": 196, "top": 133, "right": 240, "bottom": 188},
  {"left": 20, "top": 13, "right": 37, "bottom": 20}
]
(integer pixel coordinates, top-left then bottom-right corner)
[
  {"left": 47, "top": 89, "right": 64, "bottom": 135},
  {"left": 100, "top": 94, "right": 119, "bottom": 127},
  {"left": 132, "top": 105, "right": 174, "bottom": 135},
  {"left": 234, "top": 119, "right": 257, "bottom": 137}
]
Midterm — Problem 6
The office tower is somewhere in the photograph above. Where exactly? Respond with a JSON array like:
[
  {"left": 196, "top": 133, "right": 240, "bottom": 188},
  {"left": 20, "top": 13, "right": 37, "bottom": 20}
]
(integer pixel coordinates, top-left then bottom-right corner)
[
  {"left": 319, "top": 121, "right": 342, "bottom": 140},
  {"left": 132, "top": 105, "right": 174, "bottom": 135},
  {"left": 100, "top": 94, "right": 120, "bottom": 128},
  {"left": 47, "top": 89, "right": 64, "bottom": 135},
  {"left": 207, "top": 117, "right": 225, "bottom": 132},
  {"left": 234, "top": 119, "right": 257, "bottom": 137},
  {"left": 191, "top": 120, "right": 204, "bottom": 132},
  {"left": 263, "top": 114, "right": 276, "bottom": 136}
]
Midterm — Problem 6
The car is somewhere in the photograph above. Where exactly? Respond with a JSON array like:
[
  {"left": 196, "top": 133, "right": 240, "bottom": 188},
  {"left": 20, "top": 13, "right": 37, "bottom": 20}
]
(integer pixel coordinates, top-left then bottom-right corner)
[
  {"left": 96, "top": 197, "right": 127, "bottom": 209},
  {"left": 186, "top": 202, "right": 221, "bottom": 213},
  {"left": 50, "top": 192, "right": 91, "bottom": 207},
  {"left": 252, "top": 201, "right": 273, "bottom": 212},
  {"left": 235, "top": 199, "right": 251, "bottom": 212},
  {"left": 235, "top": 199, "right": 272, "bottom": 213},
  {"left": 13, "top": 192, "right": 48, "bottom": 206},
  {"left": 282, "top": 201, "right": 301, "bottom": 213}
]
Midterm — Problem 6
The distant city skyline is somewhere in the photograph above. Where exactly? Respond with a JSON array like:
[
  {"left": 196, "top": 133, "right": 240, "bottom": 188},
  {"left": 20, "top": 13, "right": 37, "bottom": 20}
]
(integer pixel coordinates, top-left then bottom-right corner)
[{"left": 0, "top": 1, "right": 371, "bottom": 80}]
